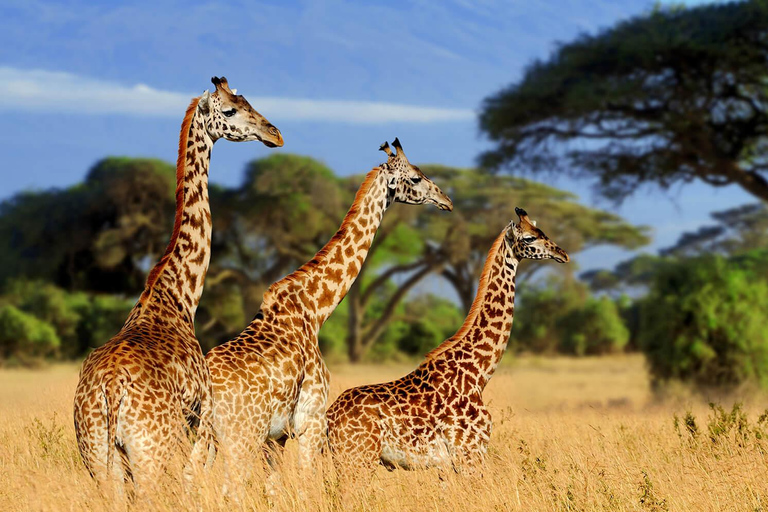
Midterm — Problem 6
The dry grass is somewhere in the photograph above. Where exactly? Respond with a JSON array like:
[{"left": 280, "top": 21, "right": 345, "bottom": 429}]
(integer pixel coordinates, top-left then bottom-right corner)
[{"left": 2, "top": 355, "right": 768, "bottom": 511}]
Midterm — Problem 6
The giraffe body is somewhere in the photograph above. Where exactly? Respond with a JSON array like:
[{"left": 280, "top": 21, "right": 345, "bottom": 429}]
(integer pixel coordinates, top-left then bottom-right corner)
[
  {"left": 73, "top": 77, "right": 283, "bottom": 490},
  {"left": 206, "top": 139, "right": 452, "bottom": 485},
  {"left": 327, "top": 208, "right": 569, "bottom": 473}
]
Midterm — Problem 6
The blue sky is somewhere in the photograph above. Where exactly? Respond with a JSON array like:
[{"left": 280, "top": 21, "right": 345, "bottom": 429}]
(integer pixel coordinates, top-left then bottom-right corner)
[{"left": 0, "top": 0, "right": 750, "bottom": 275}]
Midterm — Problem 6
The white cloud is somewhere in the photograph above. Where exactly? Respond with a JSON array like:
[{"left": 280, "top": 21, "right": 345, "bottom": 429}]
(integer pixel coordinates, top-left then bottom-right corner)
[{"left": 0, "top": 67, "right": 474, "bottom": 124}]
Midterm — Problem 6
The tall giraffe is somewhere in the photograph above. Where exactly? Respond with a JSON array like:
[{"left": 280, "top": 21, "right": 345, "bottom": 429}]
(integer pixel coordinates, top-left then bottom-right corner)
[
  {"left": 73, "top": 77, "right": 283, "bottom": 491},
  {"left": 326, "top": 207, "right": 568, "bottom": 473},
  {"left": 206, "top": 138, "right": 453, "bottom": 486}
]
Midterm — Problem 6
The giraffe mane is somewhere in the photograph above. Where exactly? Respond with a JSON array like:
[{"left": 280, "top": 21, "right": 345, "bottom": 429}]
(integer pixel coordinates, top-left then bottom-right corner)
[
  {"left": 142, "top": 97, "right": 201, "bottom": 300},
  {"left": 261, "top": 167, "right": 383, "bottom": 306},
  {"left": 424, "top": 227, "right": 507, "bottom": 361}
]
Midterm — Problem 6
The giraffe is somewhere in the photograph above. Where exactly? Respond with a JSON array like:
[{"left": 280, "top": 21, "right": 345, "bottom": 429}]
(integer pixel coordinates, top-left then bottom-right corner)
[
  {"left": 73, "top": 77, "right": 284, "bottom": 492},
  {"left": 205, "top": 138, "right": 453, "bottom": 488},
  {"left": 326, "top": 207, "right": 569, "bottom": 475}
]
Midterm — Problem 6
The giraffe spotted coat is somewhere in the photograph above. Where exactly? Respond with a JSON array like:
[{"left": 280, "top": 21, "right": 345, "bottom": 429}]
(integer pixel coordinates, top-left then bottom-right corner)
[
  {"left": 326, "top": 207, "right": 569, "bottom": 473},
  {"left": 73, "top": 77, "right": 283, "bottom": 491},
  {"left": 206, "top": 139, "right": 452, "bottom": 485}
]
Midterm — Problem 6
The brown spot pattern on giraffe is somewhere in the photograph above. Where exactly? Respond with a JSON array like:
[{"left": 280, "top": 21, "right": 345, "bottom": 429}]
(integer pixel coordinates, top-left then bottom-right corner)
[{"left": 327, "top": 211, "right": 568, "bottom": 474}]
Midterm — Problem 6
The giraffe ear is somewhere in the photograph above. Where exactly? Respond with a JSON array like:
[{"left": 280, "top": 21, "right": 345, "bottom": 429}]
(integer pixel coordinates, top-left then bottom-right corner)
[
  {"left": 388, "top": 174, "right": 397, "bottom": 190},
  {"left": 198, "top": 90, "right": 211, "bottom": 115}
]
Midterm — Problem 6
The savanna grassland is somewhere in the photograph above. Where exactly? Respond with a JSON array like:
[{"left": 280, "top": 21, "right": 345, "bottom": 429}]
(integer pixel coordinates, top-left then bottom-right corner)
[{"left": 2, "top": 355, "right": 767, "bottom": 511}]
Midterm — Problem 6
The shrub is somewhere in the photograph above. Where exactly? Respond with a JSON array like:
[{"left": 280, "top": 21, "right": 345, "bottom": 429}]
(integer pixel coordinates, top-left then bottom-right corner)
[
  {"left": 638, "top": 255, "right": 768, "bottom": 389},
  {"left": 0, "top": 305, "right": 60, "bottom": 364},
  {"left": 559, "top": 296, "right": 629, "bottom": 356}
]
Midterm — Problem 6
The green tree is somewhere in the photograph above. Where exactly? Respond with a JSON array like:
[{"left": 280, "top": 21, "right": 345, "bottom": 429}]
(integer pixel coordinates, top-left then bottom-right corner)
[
  {"left": 510, "top": 277, "right": 587, "bottom": 354},
  {"left": 395, "top": 294, "right": 464, "bottom": 357},
  {"left": 510, "top": 277, "right": 629, "bottom": 356},
  {"left": 199, "top": 154, "right": 348, "bottom": 346},
  {"left": 0, "top": 157, "right": 176, "bottom": 293},
  {"left": 422, "top": 165, "right": 650, "bottom": 312},
  {"left": 343, "top": 165, "right": 648, "bottom": 362},
  {"left": 479, "top": 1, "right": 768, "bottom": 203},
  {"left": 638, "top": 253, "right": 768, "bottom": 389}
]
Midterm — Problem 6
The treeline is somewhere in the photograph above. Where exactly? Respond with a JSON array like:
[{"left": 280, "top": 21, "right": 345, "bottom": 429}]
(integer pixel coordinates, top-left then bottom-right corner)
[{"left": 0, "top": 155, "right": 647, "bottom": 365}]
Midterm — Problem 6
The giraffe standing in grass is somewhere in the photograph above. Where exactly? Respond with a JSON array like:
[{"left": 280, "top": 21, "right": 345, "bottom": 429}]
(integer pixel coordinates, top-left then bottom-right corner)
[
  {"left": 326, "top": 207, "right": 569, "bottom": 474},
  {"left": 73, "top": 77, "right": 283, "bottom": 491},
  {"left": 206, "top": 138, "right": 453, "bottom": 487}
]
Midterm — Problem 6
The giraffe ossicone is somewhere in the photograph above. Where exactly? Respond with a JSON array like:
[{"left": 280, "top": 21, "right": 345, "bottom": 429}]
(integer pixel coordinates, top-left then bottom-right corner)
[
  {"left": 326, "top": 207, "right": 568, "bottom": 474},
  {"left": 73, "top": 77, "right": 282, "bottom": 494},
  {"left": 205, "top": 138, "right": 452, "bottom": 493}
]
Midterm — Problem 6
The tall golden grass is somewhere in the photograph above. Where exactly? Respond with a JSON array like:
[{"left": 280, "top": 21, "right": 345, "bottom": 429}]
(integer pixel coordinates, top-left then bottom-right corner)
[{"left": 1, "top": 355, "right": 767, "bottom": 511}]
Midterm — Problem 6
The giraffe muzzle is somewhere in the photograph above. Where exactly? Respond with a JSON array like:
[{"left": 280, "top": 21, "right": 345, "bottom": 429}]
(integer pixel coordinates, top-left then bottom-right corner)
[{"left": 553, "top": 247, "right": 570, "bottom": 263}]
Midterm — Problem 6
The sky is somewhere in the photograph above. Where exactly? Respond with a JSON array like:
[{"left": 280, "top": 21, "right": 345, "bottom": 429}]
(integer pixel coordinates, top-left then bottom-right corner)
[{"left": 0, "top": 0, "right": 750, "bottom": 277}]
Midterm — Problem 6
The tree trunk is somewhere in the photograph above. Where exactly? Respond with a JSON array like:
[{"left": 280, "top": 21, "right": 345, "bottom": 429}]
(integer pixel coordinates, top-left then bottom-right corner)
[{"left": 346, "top": 281, "right": 364, "bottom": 363}]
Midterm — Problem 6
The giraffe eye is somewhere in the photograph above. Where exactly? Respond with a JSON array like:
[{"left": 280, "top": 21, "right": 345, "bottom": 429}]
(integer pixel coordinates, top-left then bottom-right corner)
[
  {"left": 222, "top": 108, "right": 237, "bottom": 118},
  {"left": 410, "top": 177, "right": 422, "bottom": 184},
  {"left": 523, "top": 236, "right": 536, "bottom": 244}
]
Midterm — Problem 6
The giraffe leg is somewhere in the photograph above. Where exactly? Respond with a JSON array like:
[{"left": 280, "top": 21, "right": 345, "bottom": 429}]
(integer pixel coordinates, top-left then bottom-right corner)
[
  {"left": 116, "top": 392, "right": 188, "bottom": 498},
  {"left": 183, "top": 389, "right": 217, "bottom": 490},
  {"left": 74, "top": 390, "right": 131, "bottom": 500},
  {"left": 214, "top": 406, "right": 271, "bottom": 502},
  {"left": 263, "top": 435, "right": 288, "bottom": 499},
  {"left": 445, "top": 406, "right": 492, "bottom": 476},
  {"left": 327, "top": 422, "right": 381, "bottom": 508},
  {"left": 295, "top": 413, "right": 327, "bottom": 472},
  {"left": 293, "top": 365, "right": 330, "bottom": 472}
]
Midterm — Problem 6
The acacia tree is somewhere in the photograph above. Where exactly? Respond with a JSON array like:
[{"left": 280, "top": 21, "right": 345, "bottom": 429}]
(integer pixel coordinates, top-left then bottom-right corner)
[
  {"left": 479, "top": 1, "right": 768, "bottom": 202},
  {"left": 582, "top": 202, "right": 768, "bottom": 293},
  {"left": 343, "top": 165, "right": 649, "bottom": 362},
  {"left": 198, "top": 154, "right": 349, "bottom": 346},
  {"left": 422, "top": 166, "right": 649, "bottom": 311},
  {"left": 0, "top": 157, "right": 176, "bottom": 293}
]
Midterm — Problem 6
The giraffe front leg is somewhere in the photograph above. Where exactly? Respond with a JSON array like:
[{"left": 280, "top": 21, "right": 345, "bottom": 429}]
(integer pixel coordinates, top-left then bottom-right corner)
[
  {"left": 293, "top": 361, "right": 330, "bottom": 472},
  {"left": 447, "top": 410, "right": 492, "bottom": 476},
  {"left": 296, "top": 413, "right": 327, "bottom": 471},
  {"left": 183, "top": 392, "right": 217, "bottom": 487}
]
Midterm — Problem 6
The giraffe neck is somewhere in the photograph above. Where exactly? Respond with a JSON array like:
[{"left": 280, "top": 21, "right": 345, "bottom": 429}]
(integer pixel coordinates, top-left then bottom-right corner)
[
  {"left": 260, "top": 168, "right": 390, "bottom": 333},
  {"left": 126, "top": 98, "right": 213, "bottom": 330},
  {"left": 424, "top": 230, "right": 517, "bottom": 390}
]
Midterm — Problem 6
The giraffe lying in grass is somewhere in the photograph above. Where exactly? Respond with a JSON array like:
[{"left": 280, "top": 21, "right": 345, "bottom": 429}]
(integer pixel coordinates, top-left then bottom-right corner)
[
  {"left": 73, "top": 77, "right": 283, "bottom": 493},
  {"left": 326, "top": 207, "right": 569, "bottom": 474},
  {"left": 206, "top": 138, "right": 453, "bottom": 487}
]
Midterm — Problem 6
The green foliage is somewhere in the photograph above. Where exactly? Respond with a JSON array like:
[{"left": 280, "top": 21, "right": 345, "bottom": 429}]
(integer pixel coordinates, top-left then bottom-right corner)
[
  {"left": 395, "top": 294, "right": 464, "bottom": 356},
  {"left": 560, "top": 296, "right": 629, "bottom": 356},
  {"left": 638, "top": 254, "right": 768, "bottom": 389},
  {"left": 0, "top": 279, "right": 132, "bottom": 361},
  {"left": 480, "top": 1, "right": 768, "bottom": 203},
  {"left": 673, "top": 403, "right": 768, "bottom": 454},
  {"left": 0, "top": 305, "right": 60, "bottom": 364},
  {"left": 0, "top": 154, "right": 646, "bottom": 363},
  {"left": 511, "top": 277, "right": 629, "bottom": 356},
  {"left": 0, "top": 157, "right": 176, "bottom": 293}
]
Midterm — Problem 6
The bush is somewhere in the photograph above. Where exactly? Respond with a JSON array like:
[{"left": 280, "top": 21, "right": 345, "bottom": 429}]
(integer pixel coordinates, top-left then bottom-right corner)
[
  {"left": 559, "top": 296, "right": 629, "bottom": 356},
  {"left": 0, "top": 279, "right": 133, "bottom": 360},
  {"left": 638, "top": 254, "right": 768, "bottom": 390},
  {"left": 510, "top": 278, "right": 587, "bottom": 354},
  {"left": 396, "top": 295, "right": 464, "bottom": 357},
  {"left": 0, "top": 305, "right": 60, "bottom": 364}
]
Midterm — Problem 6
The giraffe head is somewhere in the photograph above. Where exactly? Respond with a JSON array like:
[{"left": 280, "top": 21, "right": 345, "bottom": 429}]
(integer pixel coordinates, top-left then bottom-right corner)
[
  {"left": 379, "top": 138, "right": 453, "bottom": 211},
  {"left": 197, "top": 76, "right": 284, "bottom": 147},
  {"left": 506, "top": 207, "right": 569, "bottom": 263}
]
